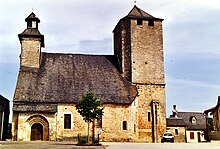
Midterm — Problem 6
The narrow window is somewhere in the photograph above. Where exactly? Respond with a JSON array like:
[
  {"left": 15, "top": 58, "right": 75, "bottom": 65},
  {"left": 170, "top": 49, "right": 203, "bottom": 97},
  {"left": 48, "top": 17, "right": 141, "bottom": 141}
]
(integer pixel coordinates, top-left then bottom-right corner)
[
  {"left": 27, "top": 21, "right": 32, "bottom": 28},
  {"left": 134, "top": 124, "right": 136, "bottom": 132},
  {"left": 122, "top": 121, "right": 127, "bottom": 130},
  {"left": 190, "top": 132, "right": 194, "bottom": 139},
  {"left": 32, "top": 21, "right": 37, "bottom": 28},
  {"left": 148, "top": 112, "right": 151, "bottom": 121},
  {"left": 148, "top": 20, "right": 154, "bottom": 26},
  {"left": 137, "top": 19, "right": 143, "bottom": 25},
  {"left": 175, "top": 129, "right": 179, "bottom": 135},
  {"left": 64, "top": 114, "right": 71, "bottom": 129}
]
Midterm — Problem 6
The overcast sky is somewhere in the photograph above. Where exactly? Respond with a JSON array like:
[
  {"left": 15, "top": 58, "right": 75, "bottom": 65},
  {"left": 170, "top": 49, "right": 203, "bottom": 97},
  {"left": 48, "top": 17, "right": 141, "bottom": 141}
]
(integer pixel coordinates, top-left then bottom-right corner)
[{"left": 1, "top": 0, "right": 220, "bottom": 120}]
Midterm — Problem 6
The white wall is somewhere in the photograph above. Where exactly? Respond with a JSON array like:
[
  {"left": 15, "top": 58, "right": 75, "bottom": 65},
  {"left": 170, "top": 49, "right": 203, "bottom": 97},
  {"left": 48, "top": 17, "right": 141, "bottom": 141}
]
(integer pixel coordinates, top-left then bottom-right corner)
[{"left": 186, "top": 130, "right": 206, "bottom": 143}]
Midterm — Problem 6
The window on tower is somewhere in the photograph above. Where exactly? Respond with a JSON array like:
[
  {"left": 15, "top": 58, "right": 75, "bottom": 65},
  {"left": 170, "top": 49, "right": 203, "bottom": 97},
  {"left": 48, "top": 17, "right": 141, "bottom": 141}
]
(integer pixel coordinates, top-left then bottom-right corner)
[
  {"left": 137, "top": 19, "right": 143, "bottom": 25},
  {"left": 148, "top": 20, "right": 154, "bottom": 26},
  {"left": 32, "top": 21, "right": 37, "bottom": 28}
]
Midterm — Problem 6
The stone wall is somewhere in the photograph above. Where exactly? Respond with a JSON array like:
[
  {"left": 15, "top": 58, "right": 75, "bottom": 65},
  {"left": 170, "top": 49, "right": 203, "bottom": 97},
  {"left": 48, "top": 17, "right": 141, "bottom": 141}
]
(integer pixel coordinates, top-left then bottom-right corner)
[
  {"left": 131, "top": 19, "right": 164, "bottom": 84},
  {"left": 136, "top": 84, "right": 166, "bottom": 142},
  {"left": 15, "top": 112, "right": 55, "bottom": 141},
  {"left": 167, "top": 126, "right": 186, "bottom": 142},
  {"left": 102, "top": 104, "right": 137, "bottom": 142},
  {"left": 20, "top": 37, "right": 41, "bottom": 68},
  {"left": 113, "top": 19, "right": 132, "bottom": 81}
]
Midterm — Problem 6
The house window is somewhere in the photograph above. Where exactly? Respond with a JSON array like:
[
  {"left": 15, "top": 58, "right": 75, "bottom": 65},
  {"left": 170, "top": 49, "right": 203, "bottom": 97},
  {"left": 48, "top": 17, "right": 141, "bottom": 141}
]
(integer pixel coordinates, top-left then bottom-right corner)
[
  {"left": 148, "top": 20, "right": 154, "bottom": 26},
  {"left": 190, "top": 132, "right": 194, "bottom": 140},
  {"left": 137, "top": 19, "right": 143, "bottom": 25},
  {"left": 175, "top": 129, "right": 179, "bottom": 135},
  {"left": 122, "top": 121, "right": 127, "bottom": 130},
  {"left": 148, "top": 112, "right": 151, "bottom": 121},
  {"left": 64, "top": 114, "right": 71, "bottom": 129}
]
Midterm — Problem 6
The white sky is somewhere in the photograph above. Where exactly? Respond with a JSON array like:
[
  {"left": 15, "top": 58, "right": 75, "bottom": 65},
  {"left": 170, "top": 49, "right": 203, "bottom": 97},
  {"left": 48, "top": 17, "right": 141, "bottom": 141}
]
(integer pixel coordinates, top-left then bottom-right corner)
[{"left": 1, "top": 0, "right": 220, "bottom": 121}]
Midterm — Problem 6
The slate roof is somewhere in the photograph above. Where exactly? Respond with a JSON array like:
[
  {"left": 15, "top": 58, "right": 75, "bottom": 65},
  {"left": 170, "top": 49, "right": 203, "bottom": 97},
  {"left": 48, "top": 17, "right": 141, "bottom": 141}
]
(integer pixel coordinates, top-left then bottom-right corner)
[
  {"left": 166, "top": 118, "right": 186, "bottom": 127},
  {"left": 13, "top": 53, "right": 137, "bottom": 112},
  {"left": 123, "top": 5, "right": 163, "bottom": 20},
  {"left": 177, "top": 112, "right": 207, "bottom": 130},
  {"left": 25, "top": 12, "right": 40, "bottom": 23}
]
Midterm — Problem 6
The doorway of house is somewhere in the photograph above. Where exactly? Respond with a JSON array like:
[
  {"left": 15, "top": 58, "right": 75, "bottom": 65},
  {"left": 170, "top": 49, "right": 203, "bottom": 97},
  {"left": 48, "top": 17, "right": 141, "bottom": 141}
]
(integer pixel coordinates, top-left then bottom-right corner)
[
  {"left": 197, "top": 132, "right": 201, "bottom": 142},
  {"left": 31, "top": 123, "right": 43, "bottom": 141}
]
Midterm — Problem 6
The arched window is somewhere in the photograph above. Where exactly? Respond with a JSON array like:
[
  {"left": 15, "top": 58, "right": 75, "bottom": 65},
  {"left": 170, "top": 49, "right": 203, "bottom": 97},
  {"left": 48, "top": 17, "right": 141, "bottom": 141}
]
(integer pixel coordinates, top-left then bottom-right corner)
[{"left": 122, "top": 121, "right": 127, "bottom": 130}]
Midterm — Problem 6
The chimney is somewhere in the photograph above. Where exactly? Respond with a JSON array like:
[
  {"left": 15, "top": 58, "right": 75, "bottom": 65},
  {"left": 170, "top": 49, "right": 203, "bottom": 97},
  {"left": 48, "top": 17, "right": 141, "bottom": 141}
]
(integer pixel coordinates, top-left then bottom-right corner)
[{"left": 172, "top": 105, "right": 178, "bottom": 118}]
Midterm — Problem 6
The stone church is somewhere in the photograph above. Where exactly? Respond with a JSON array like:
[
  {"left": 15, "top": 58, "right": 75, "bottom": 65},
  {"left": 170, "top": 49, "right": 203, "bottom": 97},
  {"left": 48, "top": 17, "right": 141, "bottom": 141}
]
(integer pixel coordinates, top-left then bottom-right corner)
[{"left": 12, "top": 5, "right": 166, "bottom": 142}]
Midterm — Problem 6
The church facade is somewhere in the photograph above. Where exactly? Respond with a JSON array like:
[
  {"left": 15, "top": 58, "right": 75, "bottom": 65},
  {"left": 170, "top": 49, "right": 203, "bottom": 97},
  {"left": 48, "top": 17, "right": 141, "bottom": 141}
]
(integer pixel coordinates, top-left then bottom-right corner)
[{"left": 12, "top": 5, "right": 166, "bottom": 142}]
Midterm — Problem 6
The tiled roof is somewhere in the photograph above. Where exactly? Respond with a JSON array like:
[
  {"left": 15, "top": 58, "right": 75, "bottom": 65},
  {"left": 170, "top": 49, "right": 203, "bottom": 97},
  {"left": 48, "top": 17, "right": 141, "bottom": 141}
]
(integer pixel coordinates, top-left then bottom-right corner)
[
  {"left": 124, "top": 5, "right": 163, "bottom": 20},
  {"left": 167, "top": 118, "right": 186, "bottom": 127},
  {"left": 13, "top": 53, "right": 137, "bottom": 112},
  {"left": 18, "top": 28, "right": 44, "bottom": 47},
  {"left": 177, "top": 112, "right": 207, "bottom": 130},
  {"left": 25, "top": 12, "right": 40, "bottom": 23}
]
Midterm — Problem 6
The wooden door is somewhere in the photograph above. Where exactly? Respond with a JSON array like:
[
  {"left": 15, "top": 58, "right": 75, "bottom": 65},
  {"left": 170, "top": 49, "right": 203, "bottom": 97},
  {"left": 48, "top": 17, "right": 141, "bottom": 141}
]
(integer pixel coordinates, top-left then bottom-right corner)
[
  {"left": 197, "top": 132, "right": 201, "bottom": 142},
  {"left": 31, "top": 123, "right": 43, "bottom": 141}
]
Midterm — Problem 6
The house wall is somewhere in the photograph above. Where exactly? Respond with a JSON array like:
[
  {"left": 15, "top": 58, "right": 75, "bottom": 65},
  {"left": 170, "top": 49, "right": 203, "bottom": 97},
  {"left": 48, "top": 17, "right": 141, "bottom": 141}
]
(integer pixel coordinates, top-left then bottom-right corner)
[
  {"left": 186, "top": 130, "right": 206, "bottom": 143},
  {"left": 167, "top": 126, "right": 186, "bottom": 142}
]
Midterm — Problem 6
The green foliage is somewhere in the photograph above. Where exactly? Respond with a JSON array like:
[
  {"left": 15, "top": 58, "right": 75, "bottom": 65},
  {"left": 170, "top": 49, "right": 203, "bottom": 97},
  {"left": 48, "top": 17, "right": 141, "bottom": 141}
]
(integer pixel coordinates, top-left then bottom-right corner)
[
  {"left": 76, "top": 92, "right": 104, "bottom": 123},
  {"left": 77, "top": 137, "right": 87, "bottom": 145}
]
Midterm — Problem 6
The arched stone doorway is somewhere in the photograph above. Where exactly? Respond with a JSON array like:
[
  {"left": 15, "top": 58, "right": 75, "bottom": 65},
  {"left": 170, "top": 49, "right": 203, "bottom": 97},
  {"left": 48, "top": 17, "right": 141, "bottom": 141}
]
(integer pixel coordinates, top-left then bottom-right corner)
[
  {"left": 31, "top": 123, "right": 43, "bottom": 141},
  {"left": 27, "top": 115, "right": 49, "bottom": 141}
]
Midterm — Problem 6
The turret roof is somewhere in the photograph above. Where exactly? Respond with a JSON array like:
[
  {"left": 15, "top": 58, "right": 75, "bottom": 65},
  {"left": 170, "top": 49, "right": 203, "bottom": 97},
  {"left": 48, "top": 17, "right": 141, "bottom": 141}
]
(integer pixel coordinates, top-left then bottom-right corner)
[
  {"left": 25, "top": 12, "right": 40, "bottom": 23},
  {"left": 125, "top": 5, "right": 163, "bottom": 20}
]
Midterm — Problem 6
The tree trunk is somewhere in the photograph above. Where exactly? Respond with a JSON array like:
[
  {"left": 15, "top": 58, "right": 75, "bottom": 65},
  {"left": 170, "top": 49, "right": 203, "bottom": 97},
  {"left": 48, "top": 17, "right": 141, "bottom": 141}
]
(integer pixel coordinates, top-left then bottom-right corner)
[
  {"left": 92, "top": 121, "right": 95, "bottom": 142},
  {"left": 87, "top": 122, "right": 90, "bottom": 143}
]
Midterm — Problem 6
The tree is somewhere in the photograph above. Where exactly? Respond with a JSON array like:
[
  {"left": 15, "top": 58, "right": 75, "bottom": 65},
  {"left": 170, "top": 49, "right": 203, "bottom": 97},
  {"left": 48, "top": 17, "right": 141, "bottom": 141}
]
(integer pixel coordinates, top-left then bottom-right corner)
[{"left": 75, "top": 92, "right": 104, "bottom": 143}]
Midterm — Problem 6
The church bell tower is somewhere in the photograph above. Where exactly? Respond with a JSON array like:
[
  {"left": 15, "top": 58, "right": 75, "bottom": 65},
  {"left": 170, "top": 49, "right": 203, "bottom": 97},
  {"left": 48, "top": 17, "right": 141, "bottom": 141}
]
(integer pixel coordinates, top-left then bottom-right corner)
[
  {"left": 113, "top": 5, "right": 166, "bottom": 142},
  {"left": 18, "top": 12, "right": 44, "bottom": 69}
]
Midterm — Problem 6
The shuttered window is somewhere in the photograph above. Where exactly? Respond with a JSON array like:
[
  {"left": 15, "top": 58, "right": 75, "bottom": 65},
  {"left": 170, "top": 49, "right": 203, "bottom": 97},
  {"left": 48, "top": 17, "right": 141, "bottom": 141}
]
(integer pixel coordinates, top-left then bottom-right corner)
[{"left": 190, "top": 132, "right": 194, "bottom": 139}]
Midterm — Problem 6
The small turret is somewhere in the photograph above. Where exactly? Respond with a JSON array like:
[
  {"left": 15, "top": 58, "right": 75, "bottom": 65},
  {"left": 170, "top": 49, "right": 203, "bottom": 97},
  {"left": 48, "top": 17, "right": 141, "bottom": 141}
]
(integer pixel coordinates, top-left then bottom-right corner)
[{"left": 18, "top": 12, "right": 44, "bottom": 69}]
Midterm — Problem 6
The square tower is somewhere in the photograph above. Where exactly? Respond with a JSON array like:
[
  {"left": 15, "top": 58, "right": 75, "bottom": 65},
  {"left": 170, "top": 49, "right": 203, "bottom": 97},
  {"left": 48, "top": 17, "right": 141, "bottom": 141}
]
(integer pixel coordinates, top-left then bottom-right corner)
[
  {"left": 113, "top": 5, "right": 164, "bottom": 84},
  {"left": 113, "top": 5, "right": 166, "bottom": 142}
]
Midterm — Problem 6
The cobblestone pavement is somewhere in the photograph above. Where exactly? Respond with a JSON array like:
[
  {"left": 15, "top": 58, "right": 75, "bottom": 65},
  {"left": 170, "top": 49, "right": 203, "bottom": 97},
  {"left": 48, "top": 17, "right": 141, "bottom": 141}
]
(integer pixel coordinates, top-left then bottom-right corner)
[{"left": 1, "top": 141, "right": 220, "bottom": 149}]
